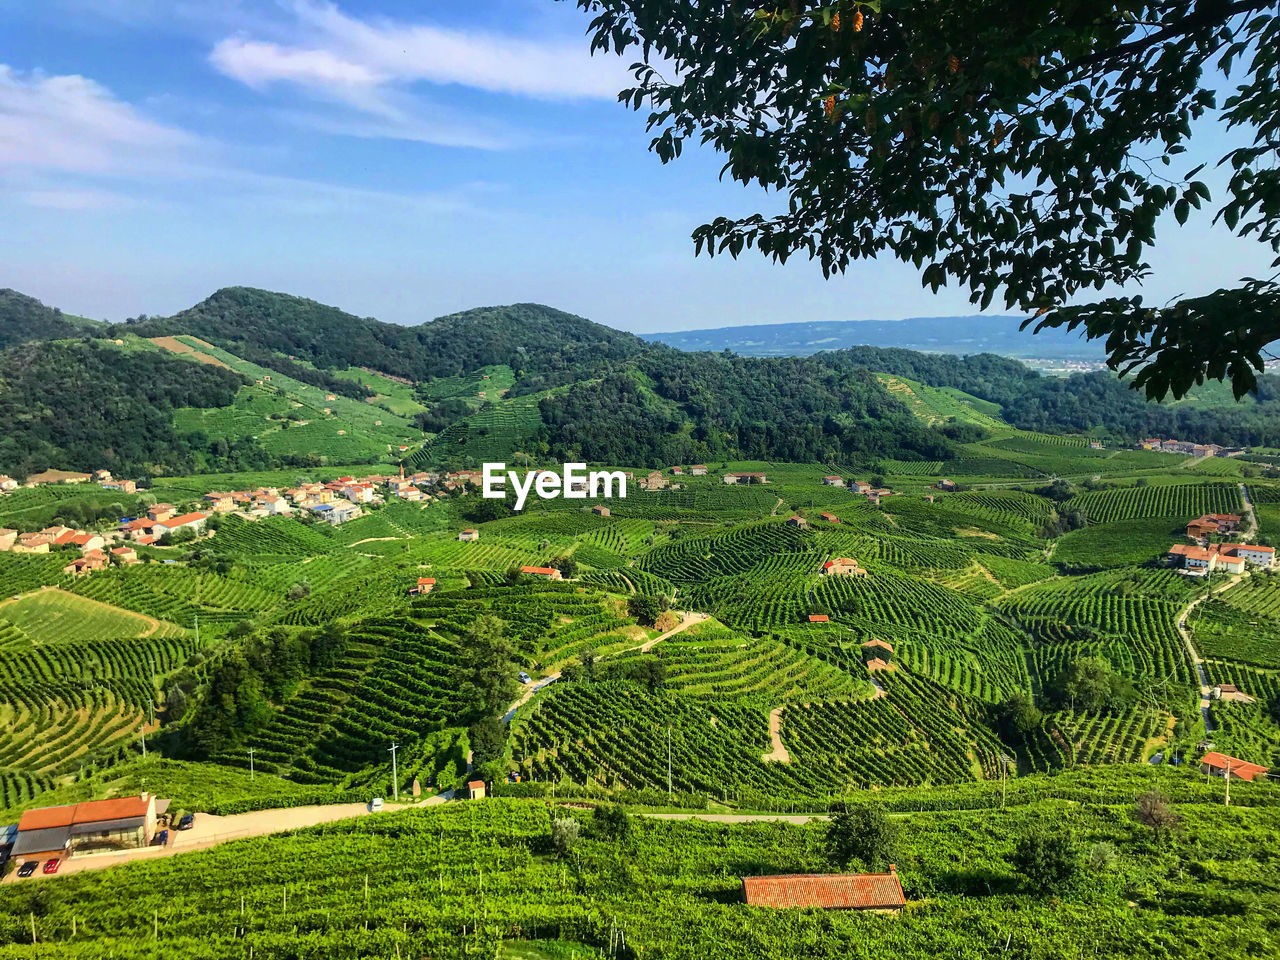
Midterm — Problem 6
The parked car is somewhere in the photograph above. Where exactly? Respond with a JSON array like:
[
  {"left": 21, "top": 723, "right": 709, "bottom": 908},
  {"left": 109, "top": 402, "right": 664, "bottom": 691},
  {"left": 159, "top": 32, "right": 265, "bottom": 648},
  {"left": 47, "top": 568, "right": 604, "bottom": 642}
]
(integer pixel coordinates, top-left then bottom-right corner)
[
  {"left": 177, "top": 813, "right": 195, "bottom": 830},
  {"left": 369, "top": 797, "right": 384, "bottom": 811},
  {"left": 42, "top": 859, "right": 61, "bottom": 874},
  {"left": 16, "top": 861, "right": 37, "bottom": 878},
  {"left": 518, "top": 671, "right": 531, "bottom": 684},
  {"left": 155, "top": 829, "right": 169, "bottom": 846}
]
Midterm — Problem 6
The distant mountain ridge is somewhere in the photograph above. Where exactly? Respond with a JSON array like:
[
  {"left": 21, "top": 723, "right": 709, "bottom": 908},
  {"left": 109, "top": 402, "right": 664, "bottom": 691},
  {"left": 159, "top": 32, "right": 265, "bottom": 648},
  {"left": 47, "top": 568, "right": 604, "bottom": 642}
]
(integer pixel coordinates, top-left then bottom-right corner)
[{"left": 642, "top": 315, "right": 1107, "bottom": 361}]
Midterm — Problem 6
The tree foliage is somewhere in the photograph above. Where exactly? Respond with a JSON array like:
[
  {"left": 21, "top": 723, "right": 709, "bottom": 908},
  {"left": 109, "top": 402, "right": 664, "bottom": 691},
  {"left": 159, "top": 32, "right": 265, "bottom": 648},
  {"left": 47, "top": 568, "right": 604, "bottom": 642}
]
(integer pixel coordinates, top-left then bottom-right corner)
[
  {"left": 824, "top": 801, "right": 901, "bottom": 870},
  {"left": 1011, "top": 825, "right": 1079, "bottom": 892},
  {"left": 570, "top": 0, "right": 1280, "bottom": 399}
]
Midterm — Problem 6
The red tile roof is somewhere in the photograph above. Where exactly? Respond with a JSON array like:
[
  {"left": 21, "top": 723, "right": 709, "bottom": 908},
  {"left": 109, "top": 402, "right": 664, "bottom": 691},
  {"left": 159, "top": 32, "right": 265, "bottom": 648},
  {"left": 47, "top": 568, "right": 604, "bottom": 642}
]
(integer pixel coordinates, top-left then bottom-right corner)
[
  {"left": 17, "top": 796, "right": 150, "bottom": 832},
  {"left": 743, "top": 872, "right": 905, "bottom": 910},
  {"left": 162, "top": 512, "right": 207, "bottom": 527},
  {"left": 1201, "top": 752, "right": 1269, "bottom": 781},
  {"left": 808, "top": 614, "right": 829, "bottom": 623},
  {"left": 521, "top": 566, "right": 558, "bottom": 576},
  {"left": 861, "top": 639, "right": 893, "bottom": 651}
]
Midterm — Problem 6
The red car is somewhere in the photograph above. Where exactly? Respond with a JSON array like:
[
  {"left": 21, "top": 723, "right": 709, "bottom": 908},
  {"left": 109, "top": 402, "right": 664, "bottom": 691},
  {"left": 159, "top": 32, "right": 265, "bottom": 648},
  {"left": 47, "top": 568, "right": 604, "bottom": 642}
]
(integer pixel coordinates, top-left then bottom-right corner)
[{"left": 42, "top": 859, "right": 61, "bottom": 875}]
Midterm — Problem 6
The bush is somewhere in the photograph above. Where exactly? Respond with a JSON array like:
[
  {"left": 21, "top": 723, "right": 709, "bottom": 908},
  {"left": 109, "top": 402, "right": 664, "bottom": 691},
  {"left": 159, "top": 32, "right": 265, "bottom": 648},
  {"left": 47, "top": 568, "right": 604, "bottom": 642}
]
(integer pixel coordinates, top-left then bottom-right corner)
[
  {"left": 550, "top": 817, "right": 580, "bottom": 857},
  {"left": 1011, "top": 826, "right": 1079, "bottom": 892}
]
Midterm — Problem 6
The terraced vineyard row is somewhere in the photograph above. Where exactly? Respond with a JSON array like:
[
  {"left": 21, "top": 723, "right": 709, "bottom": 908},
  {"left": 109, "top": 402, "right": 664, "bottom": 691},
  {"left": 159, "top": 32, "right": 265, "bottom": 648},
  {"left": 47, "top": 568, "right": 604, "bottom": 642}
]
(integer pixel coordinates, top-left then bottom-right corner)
[{"left": 1069, "top": 482, "right": 1243, "bottom": 523}]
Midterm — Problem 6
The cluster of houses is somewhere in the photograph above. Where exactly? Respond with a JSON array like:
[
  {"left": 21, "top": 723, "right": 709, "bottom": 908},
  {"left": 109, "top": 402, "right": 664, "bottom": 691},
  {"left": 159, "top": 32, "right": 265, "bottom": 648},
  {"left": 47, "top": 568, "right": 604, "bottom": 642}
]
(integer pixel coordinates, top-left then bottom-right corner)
[
  {"left": 0, "top": 524, "right": 139, "bottom": 575},
  {"left": 821, "top": 475, "right": 898, "bottom": 503},
  {"left": 1169, "top": 512, "right": 1274, "bottom": 575},
  {"left": 1137, "top": 438, "right": 1238, "bottom": 457},
  {"left": 0, "top": 468, "right": 139, "bottom": 496}
]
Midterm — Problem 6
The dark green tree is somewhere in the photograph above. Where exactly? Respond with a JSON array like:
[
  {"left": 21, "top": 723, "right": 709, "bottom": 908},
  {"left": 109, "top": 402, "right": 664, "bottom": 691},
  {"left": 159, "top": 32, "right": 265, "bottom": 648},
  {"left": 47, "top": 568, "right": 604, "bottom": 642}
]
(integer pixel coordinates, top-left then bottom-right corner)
[
  {"left": 824, "top": 802, "right": 900, "bottom": 870},
  {"left": 569, "top": 1, "right": 1280, "bottom": 399},
  {"left": 459, "top": 615, "right": 517, "bottom": 718},
  {"left": 1011, "top": 825, "right": 1079, "bottom": 892}
]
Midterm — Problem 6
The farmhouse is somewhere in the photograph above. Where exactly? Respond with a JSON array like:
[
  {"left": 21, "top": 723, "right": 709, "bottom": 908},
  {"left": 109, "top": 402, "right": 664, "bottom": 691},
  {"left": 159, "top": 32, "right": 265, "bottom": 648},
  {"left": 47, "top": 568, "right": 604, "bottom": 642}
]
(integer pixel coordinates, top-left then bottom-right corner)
[
  {"left": 822, "top": 558, "right": 865, "bottom": 577},
  {"left": 12, "top": 794, "right": 164, "bottom": 863},
  {"left": 820, "top": 512, "right": 839, "bottom": 523},
  {"left": 851, "top": 481, "right": 872, "bottom": 493},
  {"left": 865, "top": 657, "right": 895, "bottom": 673},
  {"left": 742, "top": 870, "right": 905, "bottom": 912},
  {"left": 1199, "top": 752, "right": 1269, "bottom": 782},
  {"left": 458, "top": 528, "right": 480, "bottom": 542},
  {"left": 100, "top": 479, "right": 136, "bottom": 494},
  {"left": 639, "top": 471, "right": 670, "bottom": 491},
  {"left": 723, "top": 472, "right": 767, "bottom": 484},
  {"left": 592, "top": 505, "right": 611, "bottom": 517},
  {"left": 823, "top": 476, "right": 844, "bottom": 486},
  {"left": 110, "top": 546, "right": 139, "bottom": 564},
  {"left": 807, "top": 614, "right": 829, "bottom": 623},
  {"left": 1187, "top": 513, "right": 1242, "bottom": 538},
  {"left": 936, "top": 479, "right": 957, "bottom": 492},
  {"left": 1169, "top": 542, "right": 1271, "bottom": 575},
  {"left": 156, "top": 512, "right": 209, "bottom": 536},
  {"left": 408, "top": 577, "right": 436, "bottom": 596},
  {"left": 310, "top": 502, "right": 360, "bottom": 526},
  {"left": 148, "top": 504, "right": 176, "bottom": 522},
  {"left": 690, "top": 465, "right": 708, "bottom": 476},
  {"left": 0, "top": 528, "right": 16, "bottom": 551},
  {"left": 520, "top": 566, "right": 563, "bottom": 580},
  {"left": 13, "top": 533, "right": 52, "bottom": 554},
  {"left": 785, "top": 516, "right": 809, "bottom": 530},
  {"left": 62, "top": 550, "right": 109, "bottom": 576},
  {"left": 669, "top": 466, "right": 684, "bottom": 475},
  {"left": 52, "top": 530, "right": 105, "bottom": 553}
]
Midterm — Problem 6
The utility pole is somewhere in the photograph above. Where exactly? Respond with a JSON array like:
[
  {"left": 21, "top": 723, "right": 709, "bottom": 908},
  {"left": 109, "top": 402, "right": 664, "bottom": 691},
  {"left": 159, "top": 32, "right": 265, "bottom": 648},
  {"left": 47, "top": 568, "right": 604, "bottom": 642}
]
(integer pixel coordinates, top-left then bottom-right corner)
[
  {"left": 1225, "top": 760, "right": 1232, "bottom": 807},
  {"left": 194, "top": 613, "right": 200, "bottom": 646},
  {"left": 999, "top": 754, "right": 1013, "bottom": 808},
  {"left": 389, "top": 741, "right": 399, "bottom": 802},
  {"left": 248, "top": 748, "right": 256, "bottom": 780},
  {"left": 140, "top": 725, "right": 147, "bottom": 759}
]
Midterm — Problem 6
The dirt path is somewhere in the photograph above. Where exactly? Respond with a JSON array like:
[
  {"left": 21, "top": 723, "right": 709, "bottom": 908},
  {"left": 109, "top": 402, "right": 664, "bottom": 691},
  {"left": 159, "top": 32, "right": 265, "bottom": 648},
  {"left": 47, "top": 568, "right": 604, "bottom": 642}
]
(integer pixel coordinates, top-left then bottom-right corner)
[
  {"left": 3, "top": 797, "right": 444, "bottom": 883},
  {"left": 636, "top": 611, "right": 710, "bottom": 653},
  {"left": 762, "top": 707, "right": 791, "bottom": 763},
  {"left": 1175, "top": 575, "right": 1246, "bottom": 732},
  {"left": 348, "top": 536, "right": 402, "bottom": 547},
  {"left": 1238, "top": 483, "right": 1258, "bottom": 541},
  {"left": 502, "top": 674, "right": 561, "bottom": 724},
  {"left": 771, "top": 497, "right": 784, "bottom": 516},
  {"left": 501, "top": 612, "right": 711, "bottom": 725}
]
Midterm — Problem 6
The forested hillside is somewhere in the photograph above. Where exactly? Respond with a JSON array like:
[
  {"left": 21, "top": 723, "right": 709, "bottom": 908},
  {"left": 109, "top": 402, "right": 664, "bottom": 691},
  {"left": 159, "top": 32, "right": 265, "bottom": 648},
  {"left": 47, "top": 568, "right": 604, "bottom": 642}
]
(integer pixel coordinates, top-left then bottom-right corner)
[
  {"left": 120, "top": 287, "right": 649, "bottom": 390},
  {"left": 0, "top": 340, "right": 272, "bottom": 478},
  {"left": 824, "top": 347, "right": 1280, "bottom": 446},
  {"left": 0, "top": 288, "right": 103, "bottom": 348}
]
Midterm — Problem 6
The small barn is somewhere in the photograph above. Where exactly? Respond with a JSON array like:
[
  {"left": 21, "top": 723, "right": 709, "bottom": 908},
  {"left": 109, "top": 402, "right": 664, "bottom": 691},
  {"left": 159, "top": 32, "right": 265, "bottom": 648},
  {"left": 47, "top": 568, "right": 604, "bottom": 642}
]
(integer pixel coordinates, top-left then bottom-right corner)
[
  {"left": 742, "top": 870, "right": 905, "bottom": 912},
  {"left": 467, "top": 779, "right": 487, "bottom": 800}
]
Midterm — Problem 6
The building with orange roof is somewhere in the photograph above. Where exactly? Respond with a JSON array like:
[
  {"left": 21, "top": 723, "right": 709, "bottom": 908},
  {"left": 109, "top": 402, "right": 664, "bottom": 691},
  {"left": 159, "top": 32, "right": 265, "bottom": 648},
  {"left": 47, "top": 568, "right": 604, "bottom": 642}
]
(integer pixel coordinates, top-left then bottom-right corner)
[
  {"left": 807, "top": 614, "right": 829, "bottom": 623},
  {"left": 1200, "top": 751, "right": 1269, "bottom": 782},
  {"left": 13, "top": 794, "right": 162, "bottom": 861},
  {"left": 742, "top": 870, "right": 905, "bottom": 911},
  {"left": 520, "top": 566, "right": 562, "bottom": 580}
]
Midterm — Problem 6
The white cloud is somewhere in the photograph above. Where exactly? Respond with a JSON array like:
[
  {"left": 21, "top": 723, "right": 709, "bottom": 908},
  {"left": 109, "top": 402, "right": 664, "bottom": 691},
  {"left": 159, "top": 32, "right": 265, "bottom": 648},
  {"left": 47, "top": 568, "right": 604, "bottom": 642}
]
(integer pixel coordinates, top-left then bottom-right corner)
[
  {"left": 207, "top": 0, "right": 634, "bottom": 146},
  {"left": 0, "top": 65, "right": 195, "bottom": 177}
]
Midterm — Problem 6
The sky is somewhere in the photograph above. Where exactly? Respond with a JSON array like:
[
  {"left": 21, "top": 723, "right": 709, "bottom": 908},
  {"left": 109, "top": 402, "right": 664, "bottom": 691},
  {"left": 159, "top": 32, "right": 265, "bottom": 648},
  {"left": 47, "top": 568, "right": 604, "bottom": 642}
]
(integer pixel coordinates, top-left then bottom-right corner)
[{"left": 0, "top": 0, "right": 1273, "bottom": 333}]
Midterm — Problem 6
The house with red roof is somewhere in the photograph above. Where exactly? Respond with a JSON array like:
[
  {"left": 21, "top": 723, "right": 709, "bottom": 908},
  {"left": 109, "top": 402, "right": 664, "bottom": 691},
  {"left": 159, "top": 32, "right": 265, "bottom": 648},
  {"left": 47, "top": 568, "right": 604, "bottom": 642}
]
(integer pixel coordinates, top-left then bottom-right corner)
[
  {"left": 520, "top": 566, "right": 563, "bottom": 580},
  {"left": 807, "top": 614, "right": 829, "bottom": 623},
  {"left": 822, "top": 558, "right": 865, "bottom": 577},
  {"left": 742, "top": 870, "right": 905, "bottom": 912},
  {"left": 1199, "top": 751, "right": 1269, "bottom": 782},
  {"left": 820, "top": 512, "right": 839, "bottom": 523},
  {"left": 12, "top": 794, "right": 163, "bottom": 862},
  {"left": 408, "top": 577, "right": 436, "bottom": 596}
]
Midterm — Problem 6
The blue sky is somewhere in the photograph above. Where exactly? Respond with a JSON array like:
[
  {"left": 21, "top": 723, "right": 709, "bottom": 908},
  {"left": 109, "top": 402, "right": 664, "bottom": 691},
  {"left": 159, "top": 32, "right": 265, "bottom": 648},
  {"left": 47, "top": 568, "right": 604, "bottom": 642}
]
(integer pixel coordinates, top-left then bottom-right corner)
[{"left": 0, "top": 0, "right": 1272, "bottom": 332}]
